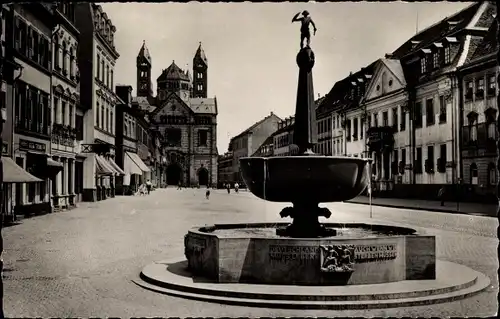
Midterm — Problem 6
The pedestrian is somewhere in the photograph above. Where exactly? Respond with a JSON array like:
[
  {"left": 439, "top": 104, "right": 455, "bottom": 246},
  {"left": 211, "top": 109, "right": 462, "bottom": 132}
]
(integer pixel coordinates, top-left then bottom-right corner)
[
  {"left": 226, "top": 182, "right": 231, "bottom": 194},
  {"left": 146, "top": 179, "right": 152, "bottom": 195},
  {"left": 234, "top": 182, "right": 239, "bottom": 193},
  {"left": 206, "top": 185, "right": 211, "bottom": 200},
  {"left": 438, "top": 186, "right": 446, "bottom": 206},
  {"left": 178, "top": 181, "right": 182, "bottom": 190}
]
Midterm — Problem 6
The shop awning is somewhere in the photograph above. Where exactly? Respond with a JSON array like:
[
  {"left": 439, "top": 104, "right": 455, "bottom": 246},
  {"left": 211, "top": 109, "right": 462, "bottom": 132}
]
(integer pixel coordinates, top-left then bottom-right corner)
[
  {"left": 126, "top": 152, "right": 150, "bottom": 172},
  {"left": 124, "top": 152, "right": 142, "bottom": 175},
  {"left": 1, "top": 157, "right": 43, "bottom": 183},
  {"left": 95, "top": 154, "right": 114, "bottom": 176},
  {"left": 106, "top": 157, "right": 125, "bottom": 175}
]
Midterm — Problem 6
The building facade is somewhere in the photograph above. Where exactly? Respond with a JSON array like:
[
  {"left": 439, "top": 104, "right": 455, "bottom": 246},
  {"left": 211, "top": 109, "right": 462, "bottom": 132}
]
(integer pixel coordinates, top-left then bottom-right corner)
[
  {"left": 50, "top": 2, "right": 81, "bottom": 209},
  {"left": 75, "top": 3, "right": 124, "bottom": 202},
  {"left": 458, "top": 19, "right": 498, "bottom": 202},
  {"left": 135, "top": 42, "right": 218, "bottom": 187},
  {"left": 316, "top": 1, "right": 496, "bottom": 200},
  {"left": 229, "top": 112, "right": 281, "bottom": 185},
  {"left": 273, "top": 116, "right": 297, "bottom": 156},
  {"left": 114, "top": 85, "right": 151, "bottom": 195},
  {"left": 217, "top": 152, "right": 233, "bottom": 188},
  {"left": 9, "top": 4, "right": 62, "bottom": 216}
]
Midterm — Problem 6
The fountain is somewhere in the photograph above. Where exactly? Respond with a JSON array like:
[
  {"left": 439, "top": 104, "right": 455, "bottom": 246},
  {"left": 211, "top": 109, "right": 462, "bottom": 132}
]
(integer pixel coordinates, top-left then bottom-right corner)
[{"left": 135, "top": 14, "right": 490, "bottom": 309}]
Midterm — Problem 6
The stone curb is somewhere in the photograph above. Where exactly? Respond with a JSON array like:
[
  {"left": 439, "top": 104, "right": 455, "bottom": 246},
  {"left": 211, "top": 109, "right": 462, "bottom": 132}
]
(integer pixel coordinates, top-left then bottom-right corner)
[
  {"left": 134, "top": 259, "right": 491, "bottom": 310},
  {"left": 345, "top": 200, "right": 496, "bottom": 217}
]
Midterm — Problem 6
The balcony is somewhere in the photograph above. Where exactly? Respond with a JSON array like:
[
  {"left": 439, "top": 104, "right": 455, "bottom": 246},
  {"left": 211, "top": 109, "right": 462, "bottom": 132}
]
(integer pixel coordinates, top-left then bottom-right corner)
[
  {"left": 366, "top": 126, "right": 395, "bottom": 152},
  {"left": 462, "top": 122, "right": 498, "bottom": 153}
]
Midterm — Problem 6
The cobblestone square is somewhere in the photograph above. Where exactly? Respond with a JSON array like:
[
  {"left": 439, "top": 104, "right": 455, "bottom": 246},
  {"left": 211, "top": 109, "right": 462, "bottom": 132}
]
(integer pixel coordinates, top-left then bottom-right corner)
[{"left": 2, "top": 189, "right": 498, "bottom": 317}]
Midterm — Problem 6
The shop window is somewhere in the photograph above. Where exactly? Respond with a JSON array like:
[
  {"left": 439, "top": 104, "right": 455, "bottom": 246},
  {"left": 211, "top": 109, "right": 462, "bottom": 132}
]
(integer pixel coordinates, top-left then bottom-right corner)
[
  {"left": 488, "top": 163, "right": 497, "bottom": 186},
  {"left": 470, "top": 163, "right": 478, "bottom": 185}
]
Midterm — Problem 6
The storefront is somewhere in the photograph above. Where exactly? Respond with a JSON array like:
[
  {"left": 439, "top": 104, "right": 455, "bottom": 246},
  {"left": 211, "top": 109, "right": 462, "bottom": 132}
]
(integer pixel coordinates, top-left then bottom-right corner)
[
  {"left": 13, "top": 138, "right": 62, "bottom": 216},
  {"left": 122, "top": 151, "right": 150, "bottom": 195},
  {"left": 94, "top": 154, "right": 124, "bottom": 201}
]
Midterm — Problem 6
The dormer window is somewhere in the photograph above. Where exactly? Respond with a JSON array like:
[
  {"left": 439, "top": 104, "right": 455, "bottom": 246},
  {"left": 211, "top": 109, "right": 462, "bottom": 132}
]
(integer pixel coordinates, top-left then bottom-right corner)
[
  {"left": 432, "top": 51, "right": 439, "bottom": 69},
  {"left": 420, "top": 57, "right": 427, "bottom": 74},
  {"left": 411, "top": 40, "right": 421, "bottom": 50},
  {"left": 444, "top": 46, "right": 451, "bottom": 64}
]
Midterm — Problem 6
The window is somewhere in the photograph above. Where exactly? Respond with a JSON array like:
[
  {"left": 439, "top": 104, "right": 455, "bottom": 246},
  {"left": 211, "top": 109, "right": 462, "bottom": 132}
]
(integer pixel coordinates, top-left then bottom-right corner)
[
  {"left": 439, "top": 95, "right": 446, "bottom": 123},
  {"left": 96, "top": 102, "right": 100, "bottom": 127},
  {"left": 27, "top": 27, "right": 33, "bottom": 58},
  {"left": 488, "top": 163, "right": 497, "bottom": 186},
  {"left": 475, "top": 77, "right": 485, "bottom": 99},
  {"left": 53, "top": 97, "right": 59, "bottom": 124},
  {"left": 470, "top": 163, "right": 478, "bottom": 185},
  {"left": 420, "top": 57, "right": 427, "bottom": 73},
  {"left": 105, "top": 108, "right": 109, "bottom": 131},
  {"left": 438, "top": 144, "right": 447, "bottom": 173},
  {"left": 426, "top": 145, "right": 434, "bottom": 174},
  {"left": 110, "top": 110, "right": 113, "bottom": 133},
  {"left": 415, "top": 147, "right": 422, "bottom": 174},
  {"left": 198, "top": 130, "right": 208, "bottom": 146},
  {"left": 487, "top": 74, "right": 496, "bottom": 96},
  {"left": 392, "top": 108, "right": 398, "bottom": 130},
  {"left": 353, "top": 118, "right": 358, "bottom": 140},
  {"left": 69, "top": 49, "right": 74, "bottom": 78},
  {"left": 373, "top": 113, "right": 378, "bottom": 127},
  {"left": 69, "top": 104, "right": 73, "bottom": 129},
  {"left": 485, "top": 108, "right": 497, "bottom": 140},
  {"left": 444, "top": 46, "right": 451, "bottom": 64},
  {"left": 106, "top": 65, "right": 109, "bottom": 87},
  {"left": 468, "top": 112, "right": 478, "bottom": 141},
  {"left": 465, "top": 80, "right": 473, "bottom": 100},
  {"left": 96, "top": 54, "right": 100, "bottom": 78},
  {"left": 166, "top": 128, "right": 182, "bottom": 146},
  {"left": 124, "top": 119, "right": 128, "bottom": 137},
  {"left": 346, "top": 119, "right": 351, "bottom": 142},
  {"left": 61, "top": 101, "right": 66, "bottom": 126},
  {"left": 111, "top": 70, "right": 114, "bottom": 91},
  {"left": 414, "top": 101, "right": 422, "bottom": 128},
  {"left": 426, "top": 98, "right": 435, "bottom": 126},
  {"left": 383, "top": 111, "right": 388, "bottom": 126},
  {"left": 401, "top": 148, "right": 406, "bottom": 167},
  {"left": 76, "top": 114, "right": 83, "bottom": 140},
  {"left": 101, "top": 105, "right": 104, "bottom": 129},
  {"left": 400, "top": 108, "right": 406, "bottom": 131},
  {"left": 101, "top": 60, "right": 105, "bottom": 82},
  {"left": 433, "top": 51, "right": 439, "bottom": 69},
  {"left": 62, "top": 42, "right": 67, "bottom": 74}
]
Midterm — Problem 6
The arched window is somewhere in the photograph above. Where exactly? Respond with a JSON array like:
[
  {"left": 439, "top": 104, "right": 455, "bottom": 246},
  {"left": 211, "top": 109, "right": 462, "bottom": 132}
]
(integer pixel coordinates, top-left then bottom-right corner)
[
  {"left": 62, "top": 42, "right": 67, "bottom": 74},
  {"left": 487, "top": 163, "right": 497, "bottom": 186},
  {"left": 467, "top": 111, "right": 478, "bottom": 141},
  {"left": 485, "top": 108, "right": 497, "bottom": 140},
  {"left": 470, "top": 163, "right": 478, "bottom": 185},
  {"left": 69, "top": 47, "right": 74, "bottom": 78},
  {"left": 54, "top": 37, "right": 60, "bottom": 69}
]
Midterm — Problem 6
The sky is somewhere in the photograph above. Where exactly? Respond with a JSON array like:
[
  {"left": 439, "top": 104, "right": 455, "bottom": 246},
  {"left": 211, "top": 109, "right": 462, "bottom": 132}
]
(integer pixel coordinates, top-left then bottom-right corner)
[{"left": 101, "top": 1, "right": 472, "bottom": 153}]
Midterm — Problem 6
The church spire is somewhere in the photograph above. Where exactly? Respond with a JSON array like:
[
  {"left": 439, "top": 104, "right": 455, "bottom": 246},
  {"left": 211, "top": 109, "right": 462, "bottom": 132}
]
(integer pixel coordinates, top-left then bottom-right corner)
[
  {"left": 137, "top": 40, "right": 152, "bottom": 65},
  {"left": 194, "top": 41, "right": 208, "bottom": 66}
]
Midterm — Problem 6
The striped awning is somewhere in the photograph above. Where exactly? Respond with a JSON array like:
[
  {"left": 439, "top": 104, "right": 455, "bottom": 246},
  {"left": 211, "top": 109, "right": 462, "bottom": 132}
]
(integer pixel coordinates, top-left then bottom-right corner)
[
  {"left": 1, "top": 157, "right": 43, "bottom": 183},
  {"left": 95, "top": 155, "right": 114, "bottom": 176},
  {"left": 107, "top": 157, "right": 125, "bottom": 175}
]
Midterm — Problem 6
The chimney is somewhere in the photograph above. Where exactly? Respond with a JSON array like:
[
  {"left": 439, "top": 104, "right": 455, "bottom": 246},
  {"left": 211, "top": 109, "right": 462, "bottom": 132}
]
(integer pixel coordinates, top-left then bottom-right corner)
[{"left": 385, "top": 53, "right": 393, "bottom": 59}]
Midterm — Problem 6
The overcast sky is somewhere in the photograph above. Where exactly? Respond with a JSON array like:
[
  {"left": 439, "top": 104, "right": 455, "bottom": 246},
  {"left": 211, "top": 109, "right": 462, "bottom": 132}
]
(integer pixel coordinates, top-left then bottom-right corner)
[{"left": 102, "top": 2, "right": 472, "bottom": 153}]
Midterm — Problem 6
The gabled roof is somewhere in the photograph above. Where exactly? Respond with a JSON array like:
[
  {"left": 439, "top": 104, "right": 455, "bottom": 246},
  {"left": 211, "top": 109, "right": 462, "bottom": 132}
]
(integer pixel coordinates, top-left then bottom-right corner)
[
  {"left": 150, "top": 92, "right": 194, "bottom": 118},
  {"left": 391, "top": 3, "right": 482, "bottom": 58},
  {"left": 468, "top": 18, "right": 498, "bottom": 62},
  {"left": 232, "top": 112, "right": 282, "bottom": 140},
  {"left": 157, "top": 61, "right": 190, "bottom": 82},
  {"left": 132, "top": 96, "right": 156, "bottom": 113},
  {"left": 194, "top": 42, "right": 208, "bottom": 65},
  {"left": 137, "top": 40, "right": 152, "bottom": 65},
  {"left": 190, "top": 98, "right": 217, "bottom": 115}
]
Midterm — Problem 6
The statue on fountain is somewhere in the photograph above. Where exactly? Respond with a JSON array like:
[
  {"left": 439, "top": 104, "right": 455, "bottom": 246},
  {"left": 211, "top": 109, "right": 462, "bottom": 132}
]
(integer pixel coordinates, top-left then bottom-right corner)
[{"left": 292, "top": 10, "right": 317, "bottom": 49}]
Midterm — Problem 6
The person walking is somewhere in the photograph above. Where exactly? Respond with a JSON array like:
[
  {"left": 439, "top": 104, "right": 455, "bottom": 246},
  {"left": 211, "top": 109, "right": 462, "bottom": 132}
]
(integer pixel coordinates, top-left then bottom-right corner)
[
  {"left": 146, "top": 180, "right": 152, "bottom": 195},
  {"left": 206, "top": 185, "right": 211, "bottom": 200},
  {"left": 438, "top": 186, "right": 446, "bottom": 206},
  {"left": 177, "top": 181, "right": 182, "bottom": 190},
  {"left": 234, "top": 182, "right": 239, "bottom": 193},
  {"left": 226, "top": 182, "right": 231, "bottom": 194}
]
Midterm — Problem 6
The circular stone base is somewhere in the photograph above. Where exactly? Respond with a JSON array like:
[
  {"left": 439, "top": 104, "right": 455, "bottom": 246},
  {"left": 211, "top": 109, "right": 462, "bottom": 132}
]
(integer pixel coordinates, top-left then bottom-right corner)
[{"left": 133, "top": 259, "right": 490, "bottom": 309}]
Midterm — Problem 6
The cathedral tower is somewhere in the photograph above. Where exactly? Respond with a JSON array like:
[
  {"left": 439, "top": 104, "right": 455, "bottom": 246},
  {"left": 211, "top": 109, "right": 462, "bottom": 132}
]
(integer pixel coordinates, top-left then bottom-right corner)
[
  {"left": 136, "top": 40, "right": 153, "bottom": 98},
  {"left": 192, "top": 42, "right": 208, "bottom": 98}
]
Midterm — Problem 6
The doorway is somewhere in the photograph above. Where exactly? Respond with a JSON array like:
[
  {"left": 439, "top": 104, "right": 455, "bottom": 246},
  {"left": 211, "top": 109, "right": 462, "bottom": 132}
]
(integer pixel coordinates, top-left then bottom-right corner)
[
  {"left": 198, "top": 167, "right": 209, "bottom": 186},
  {"left": 167, "top": 163, "right": 182, "bottom": 186}
]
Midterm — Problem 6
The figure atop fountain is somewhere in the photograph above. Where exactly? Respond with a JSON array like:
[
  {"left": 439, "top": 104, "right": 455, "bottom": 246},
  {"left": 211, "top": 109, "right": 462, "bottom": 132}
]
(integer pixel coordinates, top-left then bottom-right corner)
[{"left": 292, "top": 10, "right": 317, "bottom": 49}]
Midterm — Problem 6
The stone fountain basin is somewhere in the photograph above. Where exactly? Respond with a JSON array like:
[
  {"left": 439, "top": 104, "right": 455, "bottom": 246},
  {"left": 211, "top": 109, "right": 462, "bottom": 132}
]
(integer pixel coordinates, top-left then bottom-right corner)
[
  {"left": 184, "top": 223, "right": 436, "bottom": 286},
  {"left": 239, "top": 156, "right": 370, "bottom": 202}
]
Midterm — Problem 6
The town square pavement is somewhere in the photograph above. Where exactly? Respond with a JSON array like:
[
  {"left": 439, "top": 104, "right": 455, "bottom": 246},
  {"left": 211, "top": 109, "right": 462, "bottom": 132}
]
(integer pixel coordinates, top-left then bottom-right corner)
[{"left": 2, "top": 188, "right": 498, "bottom": 317}]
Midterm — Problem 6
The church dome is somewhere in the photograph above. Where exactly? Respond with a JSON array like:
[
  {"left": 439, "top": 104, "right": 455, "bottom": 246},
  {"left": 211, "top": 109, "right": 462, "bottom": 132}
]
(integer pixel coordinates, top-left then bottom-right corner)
[{"left": 157, "top": 61, "right": 190, "bottom": 82}]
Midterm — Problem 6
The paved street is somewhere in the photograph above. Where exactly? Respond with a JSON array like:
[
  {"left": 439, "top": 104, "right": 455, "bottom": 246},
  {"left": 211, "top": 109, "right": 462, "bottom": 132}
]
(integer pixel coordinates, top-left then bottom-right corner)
[{"left": 2, "top": 188, "right": 498, "bottom": 317}]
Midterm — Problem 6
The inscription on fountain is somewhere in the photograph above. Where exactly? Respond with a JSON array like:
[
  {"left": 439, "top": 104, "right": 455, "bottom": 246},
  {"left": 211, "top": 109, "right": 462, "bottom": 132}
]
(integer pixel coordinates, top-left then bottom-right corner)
[
  {"left": 267, "top": 243, "right": 398, "bottom": 264},
  {"left": 355, "top": 244, "right": 397, "bottom": 261},
  {"left": 269, "top": 245, "right": 319, "bottom": 262}
]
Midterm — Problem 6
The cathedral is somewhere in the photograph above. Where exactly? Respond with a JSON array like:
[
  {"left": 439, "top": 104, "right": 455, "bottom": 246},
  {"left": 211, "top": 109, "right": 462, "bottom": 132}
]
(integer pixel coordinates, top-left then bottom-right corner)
[{"left": 134, "top": 41, "right": 218, "bottom": 187}]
